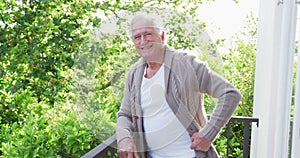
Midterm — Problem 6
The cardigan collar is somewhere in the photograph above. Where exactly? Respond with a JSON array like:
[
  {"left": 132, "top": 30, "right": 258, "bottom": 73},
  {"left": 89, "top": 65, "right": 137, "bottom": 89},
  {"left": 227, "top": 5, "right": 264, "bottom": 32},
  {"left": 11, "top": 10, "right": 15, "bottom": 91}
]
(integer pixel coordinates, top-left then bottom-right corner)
[
  {"left": 132, "top": 45, "right": 176, "bottom": 115},
  {"left": 134, "top": 45, "right": 175, "bottom": 92}
]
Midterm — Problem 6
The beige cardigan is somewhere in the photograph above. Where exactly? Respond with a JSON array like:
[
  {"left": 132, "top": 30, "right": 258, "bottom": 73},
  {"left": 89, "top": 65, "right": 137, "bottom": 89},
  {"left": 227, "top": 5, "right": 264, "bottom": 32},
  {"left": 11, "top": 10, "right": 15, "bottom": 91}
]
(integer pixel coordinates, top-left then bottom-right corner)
[{"left": 116, "top": 46, "right": 241, "bottom": 158}]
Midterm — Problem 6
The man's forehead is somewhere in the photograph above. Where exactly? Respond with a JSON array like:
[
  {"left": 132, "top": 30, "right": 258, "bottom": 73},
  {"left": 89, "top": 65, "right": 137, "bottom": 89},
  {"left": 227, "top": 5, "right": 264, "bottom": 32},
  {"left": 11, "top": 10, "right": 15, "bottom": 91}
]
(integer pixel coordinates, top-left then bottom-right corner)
[{"left": 131, "top": 26, "right": 156, "bottom": 33}]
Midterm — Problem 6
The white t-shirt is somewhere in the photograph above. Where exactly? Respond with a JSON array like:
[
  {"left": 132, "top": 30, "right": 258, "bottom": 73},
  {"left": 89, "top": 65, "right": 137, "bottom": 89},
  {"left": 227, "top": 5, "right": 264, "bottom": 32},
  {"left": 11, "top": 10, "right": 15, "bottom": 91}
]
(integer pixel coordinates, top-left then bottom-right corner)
[{"left": 141, "top": 65, "right": 195, "bottom": 158}]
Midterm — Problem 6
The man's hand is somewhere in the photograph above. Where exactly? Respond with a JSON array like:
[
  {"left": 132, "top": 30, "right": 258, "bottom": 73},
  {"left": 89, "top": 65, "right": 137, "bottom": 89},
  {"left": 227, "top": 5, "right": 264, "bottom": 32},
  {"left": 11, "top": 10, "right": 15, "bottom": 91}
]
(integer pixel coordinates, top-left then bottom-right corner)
[
  {"left": 190, "top": 132, "right": 212, "bottom": 152},
  {"left": 117, "top": 138, "right": 139, "bottom": 158}
]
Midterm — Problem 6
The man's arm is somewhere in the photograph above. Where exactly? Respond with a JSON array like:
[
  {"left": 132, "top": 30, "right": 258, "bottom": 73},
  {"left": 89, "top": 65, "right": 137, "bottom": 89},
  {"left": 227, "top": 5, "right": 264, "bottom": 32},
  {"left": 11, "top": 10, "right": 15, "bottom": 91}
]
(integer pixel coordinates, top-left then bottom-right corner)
[
  {"left": 190, "top": 55, "right": 242, "bottom": 142},
  {"left": 116, "top": 79, "right": 134, "bottom": 142},
  {"left": 116, "top": 72, "right": 139, "bottom": 158}
]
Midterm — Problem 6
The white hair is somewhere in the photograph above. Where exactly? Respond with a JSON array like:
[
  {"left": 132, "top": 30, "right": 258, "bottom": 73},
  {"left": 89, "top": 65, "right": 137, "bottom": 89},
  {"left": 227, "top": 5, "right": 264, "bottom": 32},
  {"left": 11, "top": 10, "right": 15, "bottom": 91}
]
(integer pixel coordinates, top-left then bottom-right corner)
[{"left": 128, "top": 13, "right": 163, "bottom": 40}]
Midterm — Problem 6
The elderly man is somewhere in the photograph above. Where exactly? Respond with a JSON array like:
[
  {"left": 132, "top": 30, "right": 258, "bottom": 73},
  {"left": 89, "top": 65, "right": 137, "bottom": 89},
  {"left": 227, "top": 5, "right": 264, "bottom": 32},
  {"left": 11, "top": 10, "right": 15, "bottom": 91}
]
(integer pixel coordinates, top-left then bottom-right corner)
[{"left": 116, "top": 14, "right": 241, "bottom": 158}]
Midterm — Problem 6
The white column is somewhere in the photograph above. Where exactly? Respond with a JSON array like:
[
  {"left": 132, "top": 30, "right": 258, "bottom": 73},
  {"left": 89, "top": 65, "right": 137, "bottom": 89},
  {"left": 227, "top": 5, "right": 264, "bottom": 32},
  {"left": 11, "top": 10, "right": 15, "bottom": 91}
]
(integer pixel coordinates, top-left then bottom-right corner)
[
  {"left": 250, "top": 1, "right": 283, "bottom": 157},
  {"left": 292, "top": 33, "right": 300, "bottom": 158},
  {"left": 251, "top": 0, "right": 297, "bottom": 158},
  {"left": 274, "top": 0, "right": 297, "bottom": 156}
]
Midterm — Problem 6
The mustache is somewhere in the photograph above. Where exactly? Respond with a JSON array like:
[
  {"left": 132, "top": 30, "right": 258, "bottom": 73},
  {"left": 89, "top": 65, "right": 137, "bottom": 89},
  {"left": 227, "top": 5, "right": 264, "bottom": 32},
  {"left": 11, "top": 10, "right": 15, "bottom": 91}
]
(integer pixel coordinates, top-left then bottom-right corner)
[{"left": 139, "top": 42, "right": 163, "bottom": 50}]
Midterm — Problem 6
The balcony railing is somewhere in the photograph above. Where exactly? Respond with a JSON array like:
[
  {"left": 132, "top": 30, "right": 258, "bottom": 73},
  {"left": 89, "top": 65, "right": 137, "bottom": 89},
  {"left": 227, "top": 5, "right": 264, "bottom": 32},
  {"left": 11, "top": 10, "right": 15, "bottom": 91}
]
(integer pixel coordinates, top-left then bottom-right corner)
[{"left": 82, "top": 116, "right": 259, "bottom": 158}]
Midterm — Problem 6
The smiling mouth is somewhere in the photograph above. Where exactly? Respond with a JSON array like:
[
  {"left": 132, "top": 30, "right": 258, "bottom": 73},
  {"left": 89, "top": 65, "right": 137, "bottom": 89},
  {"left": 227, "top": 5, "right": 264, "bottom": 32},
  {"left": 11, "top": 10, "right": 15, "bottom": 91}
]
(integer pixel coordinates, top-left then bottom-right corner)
[{"left": 140, "top": 44, "right": 153, "bottom": 50}]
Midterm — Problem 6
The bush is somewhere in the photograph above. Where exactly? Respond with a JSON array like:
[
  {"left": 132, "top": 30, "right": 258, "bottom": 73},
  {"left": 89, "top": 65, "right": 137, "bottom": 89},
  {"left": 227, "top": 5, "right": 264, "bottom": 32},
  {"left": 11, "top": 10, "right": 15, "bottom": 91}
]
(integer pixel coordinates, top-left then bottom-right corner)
[{"left": 1, "top": 101, "right": 115, "bottom": 158}]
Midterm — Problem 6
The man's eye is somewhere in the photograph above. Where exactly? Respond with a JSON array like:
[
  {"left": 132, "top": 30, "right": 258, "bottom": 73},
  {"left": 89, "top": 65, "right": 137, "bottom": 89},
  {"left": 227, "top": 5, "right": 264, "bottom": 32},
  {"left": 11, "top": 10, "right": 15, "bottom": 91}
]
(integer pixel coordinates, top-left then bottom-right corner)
[{"left": 134, "top": 36, "right": 141, "bottom": 40}]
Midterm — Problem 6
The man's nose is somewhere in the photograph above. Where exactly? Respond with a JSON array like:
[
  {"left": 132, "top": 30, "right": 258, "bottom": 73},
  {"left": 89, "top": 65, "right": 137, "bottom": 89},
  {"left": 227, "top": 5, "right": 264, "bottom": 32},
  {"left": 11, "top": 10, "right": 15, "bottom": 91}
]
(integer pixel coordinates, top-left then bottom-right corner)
[{"left": 140, "top": 35, "right": 147, "bottom": 44}]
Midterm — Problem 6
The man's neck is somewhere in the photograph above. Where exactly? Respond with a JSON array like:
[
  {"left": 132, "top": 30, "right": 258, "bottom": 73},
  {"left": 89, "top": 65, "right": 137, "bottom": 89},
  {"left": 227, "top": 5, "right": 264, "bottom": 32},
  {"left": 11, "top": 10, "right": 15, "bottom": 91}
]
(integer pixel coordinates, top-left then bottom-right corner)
[
  {"left": 145, "top": 62, "right": 163, "bottom": 79},
  {"left": 147, "top": 62, "right": 162, "bottom": 70}
]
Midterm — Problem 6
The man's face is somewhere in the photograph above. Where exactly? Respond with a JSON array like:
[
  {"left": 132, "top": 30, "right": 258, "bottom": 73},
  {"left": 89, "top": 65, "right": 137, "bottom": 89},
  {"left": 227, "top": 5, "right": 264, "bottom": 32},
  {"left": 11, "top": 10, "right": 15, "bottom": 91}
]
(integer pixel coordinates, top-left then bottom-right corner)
[{"left": 131, "top": 20, "right": 164, "bottom": 61}]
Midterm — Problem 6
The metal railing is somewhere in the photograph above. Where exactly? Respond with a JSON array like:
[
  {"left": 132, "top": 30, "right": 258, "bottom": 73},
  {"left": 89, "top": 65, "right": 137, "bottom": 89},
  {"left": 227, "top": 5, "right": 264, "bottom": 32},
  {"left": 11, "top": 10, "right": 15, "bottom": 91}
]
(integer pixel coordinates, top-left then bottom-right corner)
[
  {"left": 82, "top": 116, "right": 259, "bottom": 158},
  {"left": 223, "top": 116, "right": 259, "bottom": 158},
  {"left": 82, "top": 134, "right": 117, "bottom": 158}
]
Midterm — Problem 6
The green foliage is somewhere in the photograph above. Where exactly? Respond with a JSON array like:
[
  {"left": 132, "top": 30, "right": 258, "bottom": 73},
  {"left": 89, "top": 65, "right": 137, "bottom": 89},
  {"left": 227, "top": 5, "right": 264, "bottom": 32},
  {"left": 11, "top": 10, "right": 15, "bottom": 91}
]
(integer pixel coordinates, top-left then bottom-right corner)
[
  {"left": 290, "top": 60, "right": 298, "bottom": 120},
  {"left": 0, "top": 0, "right": 116, "bottom": 157},
  {"left": 1, "top": 102, "right": 115, "bottom": 157},
  {"left": 0, "top": 0, "right": 100, "bottom": 125},
  {"left": 222, "top": 40, "right": 256, "bottom": 116},
  {"left": 223, "top": 13, "right": 257, "bottom": 117}
]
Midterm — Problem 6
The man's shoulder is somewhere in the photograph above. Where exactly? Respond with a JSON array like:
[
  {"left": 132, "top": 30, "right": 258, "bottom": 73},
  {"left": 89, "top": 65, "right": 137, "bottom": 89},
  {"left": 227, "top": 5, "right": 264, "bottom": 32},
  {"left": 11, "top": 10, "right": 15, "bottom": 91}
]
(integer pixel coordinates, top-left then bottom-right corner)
[
  {"left": 130, "top": 58, "right": 144, "bottom": 70},
  {"left": 126, "top": 58, "right": 144, "bottom": 77},
  {"left": 169, "top": 46, "right": 206, "bottom": 66}
]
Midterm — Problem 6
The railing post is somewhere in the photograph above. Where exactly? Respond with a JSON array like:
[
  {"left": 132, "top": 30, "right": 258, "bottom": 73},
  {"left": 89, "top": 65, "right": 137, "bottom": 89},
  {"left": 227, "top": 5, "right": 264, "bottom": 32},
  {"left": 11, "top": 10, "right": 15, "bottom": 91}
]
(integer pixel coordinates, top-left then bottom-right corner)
[
  {"left": 243, "top": 120, "right": 251, "bottom": 158},
  {"left": 226, "top": 121, "right": 231, "bottom": 158}
]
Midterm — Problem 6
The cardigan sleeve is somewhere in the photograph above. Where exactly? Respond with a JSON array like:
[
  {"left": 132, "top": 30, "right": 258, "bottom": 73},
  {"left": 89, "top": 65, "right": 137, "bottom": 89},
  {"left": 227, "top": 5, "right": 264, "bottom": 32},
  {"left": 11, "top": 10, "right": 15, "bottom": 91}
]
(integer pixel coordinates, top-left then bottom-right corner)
[
  {"left": 116, "top": 71, "right": 134, "bottom": 143},
  {"left": 188, "top": 54, "right": 242, "bottom": 142}
]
